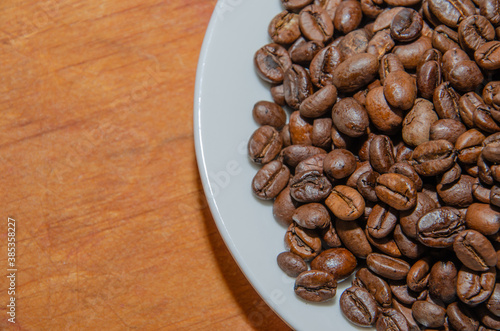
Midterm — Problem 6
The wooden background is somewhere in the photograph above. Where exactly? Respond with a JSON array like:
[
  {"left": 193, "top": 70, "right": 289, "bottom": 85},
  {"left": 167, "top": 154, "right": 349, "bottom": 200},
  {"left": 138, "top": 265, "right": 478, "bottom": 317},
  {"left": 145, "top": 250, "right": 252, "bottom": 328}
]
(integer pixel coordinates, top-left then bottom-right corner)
[{"left": 0, "top": 0, "right": 291, "bottom": 329}]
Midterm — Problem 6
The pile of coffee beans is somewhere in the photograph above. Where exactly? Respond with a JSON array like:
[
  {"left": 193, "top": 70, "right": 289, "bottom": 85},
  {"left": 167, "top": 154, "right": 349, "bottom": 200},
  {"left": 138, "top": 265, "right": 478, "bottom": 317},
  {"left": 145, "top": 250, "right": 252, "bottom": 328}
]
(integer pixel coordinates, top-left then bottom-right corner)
[{"left": 249, "top": 0, "right": 500, "bottom": 329}]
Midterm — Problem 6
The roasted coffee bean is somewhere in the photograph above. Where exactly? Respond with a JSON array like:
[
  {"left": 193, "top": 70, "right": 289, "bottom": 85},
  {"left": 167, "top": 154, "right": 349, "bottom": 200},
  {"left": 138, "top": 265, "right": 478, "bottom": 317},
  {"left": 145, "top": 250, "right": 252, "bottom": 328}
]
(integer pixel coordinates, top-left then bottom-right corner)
[
  {"left": 391, "top": 299, "right": 421, "bottom": 331},
  {"left": 475, "top": 41, "right": 500, "bottom": 70},
  {"left": 492, "top": 186, "right": 500, "bottom": 208},
  {"left": 456, "top": 129, "right": 486, "bottom": 164},
  {"left": 284, "top": 64, "right": 313, "bottom": 109},
  {"left": 336, "top": 219, "right": 373, "bottom": 258},
  {"left": 365, "top": 86, "right": 404, "bottom": 134},
  {"left": 417, "top": 60, "right": 442, "bottom": 100},
  {"left": 355, "top": 267, "right": 393, "bottom": 307},
  {"left": 323, "top": 149, "right": 357, "bottom": 180},
  {"left": 375, "top": 173, "right": 417, "bottom": 211},
  {"left": 269, "top": 10, "right": 301, "bottom": 45},
  {"left": 434, "top": 82, "right": 461, "bottom": 121},
  {"left": 480, "top": 0, "right": 500, "bottom": 26},
  {"left": 436, "top": 174, "right": 475, "bottom": 208},
  {"left": 294, "top": 270, "right": 337, "bottom": 302},
  {"left": 367, "top": 253, "right": 411, "bottom": 280},
  {"left": 282, "top": 0, "right": 315, "bottom": 11},
  {"left": 447, "top": 301, "right": 480, "bottom": 331},
  {"left": 273, "top": 186, "right": 299, "bottom": 227},
  {"left": 478, "top": 305, "right": 500, "bottom": 330},
  {"left": 277, "top": 251, "right": 308, "bottom": 277},
  {"left": 299, "top": 5, "right": 334, "bottom": 43},
  {"left": 376, "top": 308, "right": 410, "bottom": 331},
  {"left": 389, "top": 162, "right": 423, "bottom": 191},
  {"left": 347, "top": 161, "right": 372, "bottom": 188},
  {"left": 254, "top": 43, "right": 292, "bottom": 84},
  {"left": 483, "top": 133, "right": 500, "bottom": 164},
  {"left": 458, "top": 15, "right": 496, "bottom": 54},
  {"left": 457, "top": 266, "right": 496, "bottom": 306},
  {"left": 325, "top": 185, "right": 365, "bottom": 221},
  {"left": 285, "top": 222, "right": 322, "bottom": 260},
  {"left": 402, "top": 98, "right": 439, "bottom": 147},
  {"left": 279, "top": 145, "right": 327, "bottom": 168},
  {"left": 478, "top": 153, "right": 496, "bottom": 186},
  {"left": 252, "top": 101, "right": 287, "bottom": 129},
  {"left": 400, "top": 192, "right": 437, "bottom": 239},
  {"left": 333, "top": 53, "right": 379, "bottom": 93},
  {"left": 331, "top": 97, "right": 370, "bottom": 138},
  {"left": 417, "top": 207, "right": 465, "bottom": 248},
  {"left": 374, "top": 7, "right": 404, "bottom": 33},
  {"left": 429, "top": 260, "right": 458, "bottom": 303},
  {"left": 252, "top": 160, "right": 290, "bottom": 200},
  {"left": 337, "top": 29, "right": 370, "bottom": 59},
  {"left": 465, "top": 203, "right": 500, "bottom": 236},
  {"left": 443, "top": 48, "right": 484, "bottom": 92},
  {"left": 289, "top": 111, "right": 313, "bottom": 145},
  {"left": 290, "top": 170, "right": 333, "bottom": 202},
  {"left": 340, "top": 286, "right": 379, "bottom": 326},
  {"left": 360, "top": 0, "right": 384, "bottom": 19},
  {"left": 366, "top": 203, "right": 398, "bottom": 239},
  {"left": 429, "top": 119, "right": 467, "bottom": 144},
  {"left": 313, "top": 0, "right": 342, "bottom": 20},
  {"left": 292, "top": 203, "right": 330, "bottom": 229},
  {"left": 367, "top": 29, "right": 395, "bottom": 60},
  {"left": 391, "top": 8, "right": 423, "bottom": 42},
  {"left": 486, "top": 283, "right": 500, "bottom": 317},
  {"left": 412, "top": 300, "right": 447, "bottom": 328},
  {"left": 379, "top": 53, "right": 405, "bottom": 85},
  {"left": 390, "top": 281, "right": 424, "bottom": 305},
  {"left": 248, "top": 125, "right": 283, "bottom": 164},
  {"left": 472, "top": 179, "right": 492, "bottom": 204},
  {"left": 333, "top": 0, "right": 362, "bottom": 34},
  {"left": 454, "top": 229, "right": 498, "bottom": 271},
  {"left": 439, "top": 162, "right": 462, "bottom": 185},
  {"left": 394, "top": 224, "right": 427, "bottom": 260},
  {"left": 461, "top": 92, "right": 489, "bottom": 128},
  {"left": 369, "top": 134, "right": 396, "bottom": 174},
  {"left": 300, "top": 85, "right": 338, "bottom": 118},
  {"left": 407, "top": 257, "right": 432, "bottom": 292},
  {"left": 322, "top": 219, "right": 343, "bottom": 248},
  {"left": 365, "top": 228, "right": 403, "bottom": 258},
  {"left": 271, "top": 84, "right": 286, "bottom": 106},
  {"left": 392, "top": 36, "right": 433, "bottom": 70},
  {"left": 383, "top": 70, "right": 417, "bottom": 111},
  {"left": 432, "top": 24, "right": 460, "bottom": 54},
  {"left": 309, "top": 44, "right": 342, "bottom": 88},
  {"left": 312, "top": 118, "right": 333, "bottom": 149},
  {"left": 330, "top": 123, "right": 354, "bottom": 150},
  {"left": 412, "top": 139, "right": 457, "bottom": 176},
  {"left": 428, "top": 0, "right": 476, "bottom": 29},
  {"left": 311, "top": 247, "right": 357, "bottom": 280},
  {"left": 357, "top": 171, "right": 380, "bottom": 202},
  {"left": 289, "top": 37, "right": 323, "bottom": 65}
]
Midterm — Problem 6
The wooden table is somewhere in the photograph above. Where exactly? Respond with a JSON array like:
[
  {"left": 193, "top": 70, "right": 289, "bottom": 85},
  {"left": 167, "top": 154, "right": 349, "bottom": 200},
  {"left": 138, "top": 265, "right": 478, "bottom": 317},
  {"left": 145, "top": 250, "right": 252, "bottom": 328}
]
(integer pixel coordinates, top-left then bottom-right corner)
[{"left": 0, "top": 1, "right": 291, "bottom": 329}]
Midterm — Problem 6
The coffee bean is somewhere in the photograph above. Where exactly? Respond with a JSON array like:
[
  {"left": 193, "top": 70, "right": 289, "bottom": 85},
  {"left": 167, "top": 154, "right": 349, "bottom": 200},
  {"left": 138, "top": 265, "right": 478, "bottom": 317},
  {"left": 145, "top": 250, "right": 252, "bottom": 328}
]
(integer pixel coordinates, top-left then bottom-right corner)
[
  {"left": 273, "top": 186, "right": 299, "bottom": 227},
  {"left": 290, "top": 170, "right": 332, "bottom": 202},
  {"left": 402, "top": 98, "right": 439, "bottom": 147},
  {"left": 269, "top": 10, "right": 301, "bottom": 45},
  {"left": 299, "top": 5, "right": 334, "bottom": 43},
  {"left": 252, "top": 160, "right": 290, "bottom": 200},
  {"left": 432, "top": 24, "right": 460, "bottom": 54},
  {"left": 392, "top": 36, "right": 433, "bottom": 70},
  {"left": 292, "top": 203, "right": 330, "bottom": 229},
  {"left": 457, "top": 266, "right": 496, "bottom": 306},
  {"left": 312, "top": 118, "right": 333, "bottom": 149},
  {"left": 365, "top": 86, "right": 404, "bottom": 134},
  {"left": 393, "top": 224, "right": 427, "bottom": 260},
  {"left": 252, "top": 101, "right": 287, "bottom": 129},
  {"left": 436, "top": 174, "right": 475, "bottom": 208},
  {"left": 417, "top": 207, "right": 466, "bottom": 248},
  {"left": 465, "top": 203, "right": 500, "bottom": 236},
  {"left": 325, "top": 185, "right": 365, "bottom": 221},
  {"left": 429, "top": 119, "right": 467, "bottom": 144},
  {"left": 369, "top": 134, "right": 396, "bottom": 174},
  {"left": 284, "top": 64, "right": 314, "bottom": 109},
  {"left": 428, "top": 0, "right": 476, "bottom": 29},
  {"left": 285, "top": 222, "right": 322, "bottom": 260},
  {"left": 295, "top": 153, "right": 326, "bottom": 174},
  {"left": 455, "top": 129, "right": 486, "bottom": 164},
  {"left": 309, "top": 44, "right": 342, "bottom": 88},
  {"left": 375, "top": 173, "right": 417, "bottom": 211},
  {"left": 321, "top": 219, "right": 343, "bottom": 248},
  {"left": 340, "top": 286, "right": 379, "bottom": 326},
  {"left": 458, "top": 15, "right": 496, "bottom": 53},
  {"left": 428, "top": 260, "right": 458, "bottom": 304},
  {"left": 333, "top": 0, "right": 362, "bottom": 34},
  {"left": 383, "top": 70, "right": 417, "bottom": 111},
  {"left": 366, "top": 203, "right": 398, "bottom": 239},
  {"left": 300, "top": 85, "right": 338, "bottom": 118},
  {"left": 311, "top": 247, "right": 357, "bottom": 280},
  {"left": 282, "top": 0, "right": 315, "bottom": 11},
  {"left": 376, "top": 308, "right": 410, "bottom": 331},
  {"left": 367, "top": 253, "right": 411, "bottom": 280},
  {"left": 248, "top": 125, "right": 283, "bottom": 167},
  {"left": 475, "top": 41, "right": 500, "bottom": 70},
  {"left": 337, "top": 29, "right": 369, "bottom": 59},
  {"left": 336, "top": 219, "right": 373, "bottom": 258},
  {"left": 357, "top": 171, "right": 380, "bottom": 202},
  {"left": 407, "top": 257, "right": 431, "bottom": 292},
  {"left": 391, "top": 8, "right": 423, "bottom": 42},
  {"left": 254, "top": 43, "right": 292, "bottom": 84},
  {"left": 323, "top": 149, "right": 357, "bottom": 180},
  {"left": 333, "top": 53, "right": 379, "bottom": 93},
  {"left": 412, "top": 139, "right": 457, "bottom": 176},
  {"left": 412, "top": 300, "right": 446, "bottom": 328},
  {"left": 331, "top": 97, "right": 369, "bottom": 138},
  {"left": 279, "top": 145, "right": 327, "bottom": 168},
  {"left": 355, "top": 267, "right": 393, "bottom": 307},
  {"left": 294, "top": 270, "right": 337, "bottom": 302},
  {"left": 277, "top": 251, "right": 308, "bottom": 277},
  {"left": 447, "top": 301, "right": 480, "bottom": 331},
  {"left": 454, "top": 229, "right": 498, "bottom": 271},
  {"left": 400, "top": 192, "right": 437, "bottom": 239}
]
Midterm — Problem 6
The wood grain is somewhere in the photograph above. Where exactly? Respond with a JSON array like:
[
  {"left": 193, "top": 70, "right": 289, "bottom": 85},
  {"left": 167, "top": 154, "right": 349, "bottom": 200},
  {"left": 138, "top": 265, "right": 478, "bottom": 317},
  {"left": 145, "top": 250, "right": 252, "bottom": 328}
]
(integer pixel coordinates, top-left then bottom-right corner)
[{"left": 0, "top": 1, "right": 292, "bottom": 329}]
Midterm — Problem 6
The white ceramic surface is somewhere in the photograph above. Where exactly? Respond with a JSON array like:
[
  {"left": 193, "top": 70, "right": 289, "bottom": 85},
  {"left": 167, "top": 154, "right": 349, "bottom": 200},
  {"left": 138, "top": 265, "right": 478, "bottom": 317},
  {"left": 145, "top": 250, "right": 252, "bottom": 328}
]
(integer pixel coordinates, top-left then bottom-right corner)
[{"left": 194, "top": 1, "right": 367, "bottom": 330}]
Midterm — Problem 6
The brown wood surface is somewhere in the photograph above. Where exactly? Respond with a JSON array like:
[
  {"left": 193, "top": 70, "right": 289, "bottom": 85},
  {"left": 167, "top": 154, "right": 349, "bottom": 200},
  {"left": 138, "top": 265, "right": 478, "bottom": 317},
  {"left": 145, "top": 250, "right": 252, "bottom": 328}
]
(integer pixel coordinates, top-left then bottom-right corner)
[{"left": 0, "top": 1, "right": 292, "bottom": 330}]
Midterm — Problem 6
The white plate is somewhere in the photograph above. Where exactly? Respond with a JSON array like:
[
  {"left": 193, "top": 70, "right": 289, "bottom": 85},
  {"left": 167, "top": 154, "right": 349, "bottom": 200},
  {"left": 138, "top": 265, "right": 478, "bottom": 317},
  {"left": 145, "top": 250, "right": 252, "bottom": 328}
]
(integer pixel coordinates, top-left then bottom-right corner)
[{"left": 194, "top": 1, "right": 367, "bottom": 330}]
